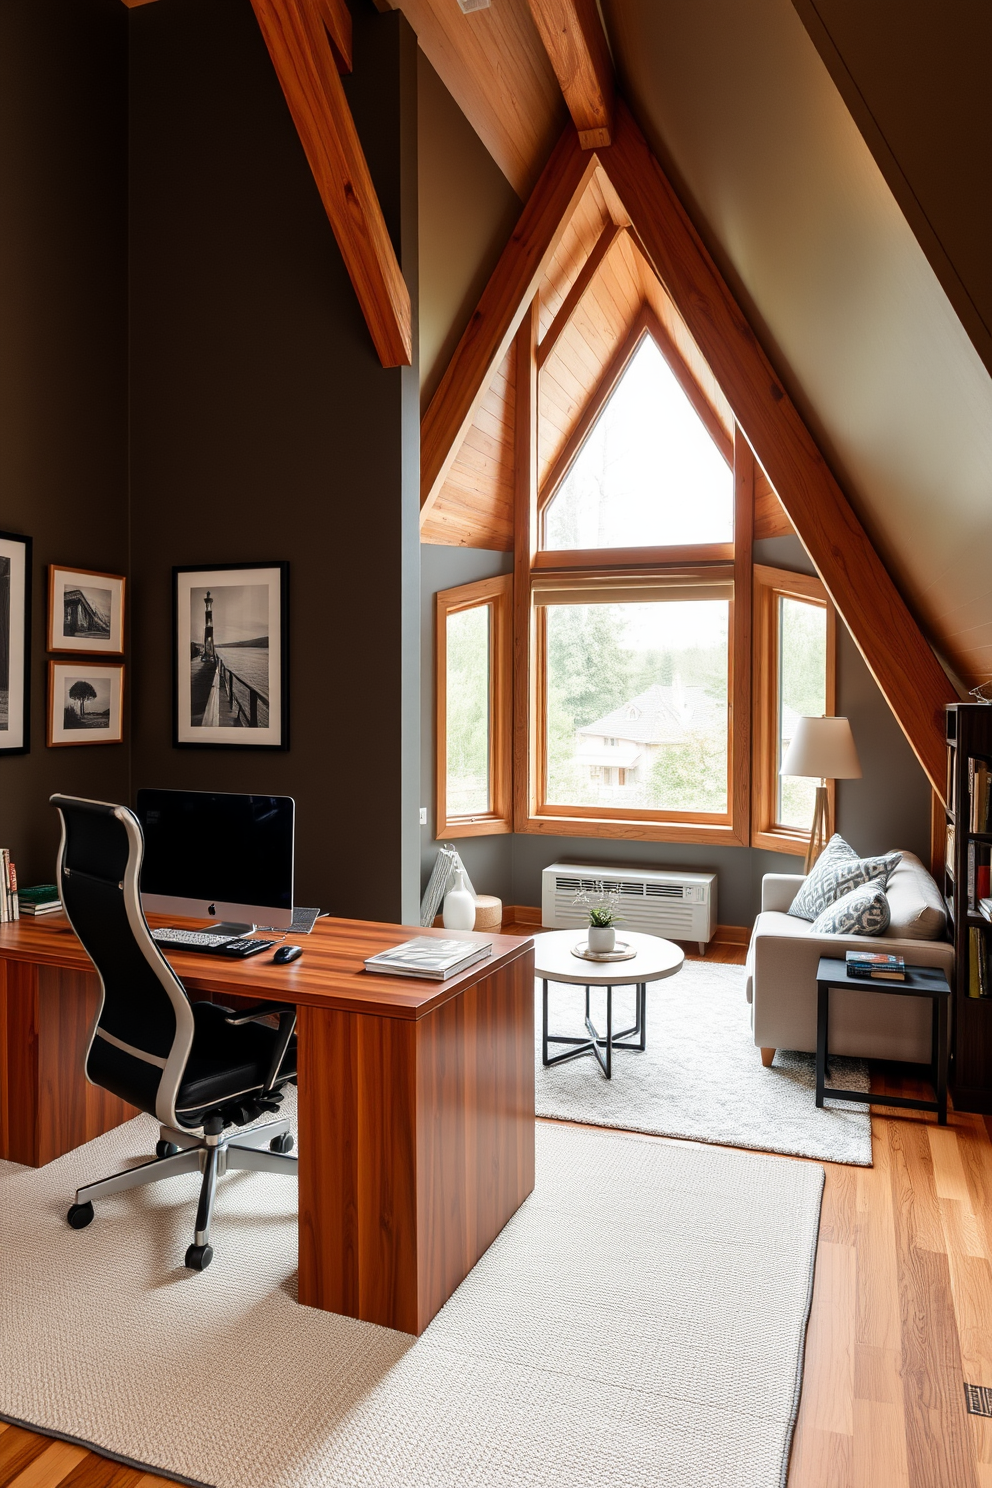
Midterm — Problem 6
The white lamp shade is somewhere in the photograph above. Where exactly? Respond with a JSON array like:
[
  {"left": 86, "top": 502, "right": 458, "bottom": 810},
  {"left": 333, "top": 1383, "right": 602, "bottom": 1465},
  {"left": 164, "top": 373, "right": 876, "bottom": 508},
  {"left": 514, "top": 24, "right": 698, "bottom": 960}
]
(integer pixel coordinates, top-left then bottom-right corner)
[{"left": 780, "top": 715, "right": 862, "bottom": 780}]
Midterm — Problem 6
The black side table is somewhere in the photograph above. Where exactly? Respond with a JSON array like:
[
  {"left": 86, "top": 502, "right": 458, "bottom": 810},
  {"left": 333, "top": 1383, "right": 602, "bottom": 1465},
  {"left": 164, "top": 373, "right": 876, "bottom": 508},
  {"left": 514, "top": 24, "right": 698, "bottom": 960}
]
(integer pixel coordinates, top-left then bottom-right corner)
[{"left": 814, "top": 957, "right": 950, "bottom": 1125}]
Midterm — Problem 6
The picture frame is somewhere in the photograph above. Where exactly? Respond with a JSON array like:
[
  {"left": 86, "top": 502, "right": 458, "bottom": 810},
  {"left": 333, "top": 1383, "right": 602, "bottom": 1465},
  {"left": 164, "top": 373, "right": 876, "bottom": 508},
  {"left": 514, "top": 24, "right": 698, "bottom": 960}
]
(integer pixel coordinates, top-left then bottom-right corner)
[
  {"left": 47, "top": 660, "right": 124, "bottom": 747},
  {"left": 0, "top": 531, "right": 32, "bottom": 755},
  {"left": 173, "top": 563, "right": 289, "bottom": 750},
  {"left": 48, "top": 565, "right": 125, "bottom": 654}
]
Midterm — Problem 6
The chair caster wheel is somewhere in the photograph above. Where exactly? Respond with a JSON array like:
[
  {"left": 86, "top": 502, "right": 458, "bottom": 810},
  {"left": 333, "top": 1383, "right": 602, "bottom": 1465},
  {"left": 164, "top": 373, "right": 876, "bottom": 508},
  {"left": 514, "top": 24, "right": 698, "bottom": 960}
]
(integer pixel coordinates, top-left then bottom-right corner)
[
  {"left": 67, "top": 1202, "right": 94, "bottom": 1229},
  {"left": 270, "top": 1133, "right": 294, "bottom": 1153},
  {"left": 185, "top": 1244, "right": 213, "bottom": 1271},
  {"left": 156, "top": 1140, "right": 179, "bottom": 1159}
]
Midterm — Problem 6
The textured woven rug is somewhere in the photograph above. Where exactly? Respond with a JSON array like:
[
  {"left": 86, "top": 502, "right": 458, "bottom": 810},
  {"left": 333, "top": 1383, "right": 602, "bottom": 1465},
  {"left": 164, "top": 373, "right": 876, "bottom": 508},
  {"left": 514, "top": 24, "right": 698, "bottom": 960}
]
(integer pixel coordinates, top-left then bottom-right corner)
[
  {"left": 535, "top": 958, "right": 872, "bottom": 1165},
  {"left": 0, "top": 1106, "right": 823, "bottom": 1488}
]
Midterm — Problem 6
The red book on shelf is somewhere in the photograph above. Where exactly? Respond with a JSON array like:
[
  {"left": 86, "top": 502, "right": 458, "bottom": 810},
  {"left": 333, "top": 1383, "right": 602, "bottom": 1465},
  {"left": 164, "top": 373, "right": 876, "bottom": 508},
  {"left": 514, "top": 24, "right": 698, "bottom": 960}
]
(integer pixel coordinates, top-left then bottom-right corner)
[{"left": 978, "top": 865, "right": 991, "bottom": 901}]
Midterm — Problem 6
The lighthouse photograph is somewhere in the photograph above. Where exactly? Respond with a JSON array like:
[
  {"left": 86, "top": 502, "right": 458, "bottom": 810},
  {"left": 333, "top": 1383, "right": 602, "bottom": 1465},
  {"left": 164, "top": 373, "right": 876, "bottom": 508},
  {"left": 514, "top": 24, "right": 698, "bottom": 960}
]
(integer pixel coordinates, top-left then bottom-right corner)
[{"left": 173, "top": 563, "right": 289, "bottom": 749}]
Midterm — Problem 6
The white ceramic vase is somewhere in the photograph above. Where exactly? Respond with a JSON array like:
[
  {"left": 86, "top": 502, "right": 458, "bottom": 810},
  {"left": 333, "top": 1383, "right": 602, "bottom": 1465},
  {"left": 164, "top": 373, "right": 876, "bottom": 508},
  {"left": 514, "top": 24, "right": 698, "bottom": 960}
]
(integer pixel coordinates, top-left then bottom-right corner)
[
  {"left": 442, "top": 868, "right": 476, "bottom": 931},
  {"left": 587, "top": 925, "right": 615, "bottom": 953}
]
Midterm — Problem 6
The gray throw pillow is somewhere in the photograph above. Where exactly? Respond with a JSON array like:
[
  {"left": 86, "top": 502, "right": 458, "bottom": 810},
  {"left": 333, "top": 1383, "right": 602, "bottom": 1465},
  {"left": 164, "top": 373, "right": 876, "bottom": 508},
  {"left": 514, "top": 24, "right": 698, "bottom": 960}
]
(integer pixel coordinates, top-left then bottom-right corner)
[
  {"left": 810, "top": 881, "right": 891, "bottom": 936},
  {"left": 788, "top": 833, "right": 900, "bottom": 921}
]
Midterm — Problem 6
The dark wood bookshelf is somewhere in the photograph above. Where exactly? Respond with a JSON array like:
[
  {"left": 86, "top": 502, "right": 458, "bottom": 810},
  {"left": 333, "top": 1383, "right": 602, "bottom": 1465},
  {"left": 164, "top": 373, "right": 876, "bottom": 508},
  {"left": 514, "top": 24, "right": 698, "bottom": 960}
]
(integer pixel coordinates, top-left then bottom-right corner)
[{"left": 945, "top": 702, "right": 992, "bottom": 1112}]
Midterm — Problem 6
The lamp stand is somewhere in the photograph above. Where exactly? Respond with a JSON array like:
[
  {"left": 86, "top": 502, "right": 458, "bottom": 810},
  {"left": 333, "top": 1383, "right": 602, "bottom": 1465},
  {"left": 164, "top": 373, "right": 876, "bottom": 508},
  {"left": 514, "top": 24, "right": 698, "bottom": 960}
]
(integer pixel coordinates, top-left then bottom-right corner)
[{"left": 804, "top": 781, "right": 830, "bottom": 874}]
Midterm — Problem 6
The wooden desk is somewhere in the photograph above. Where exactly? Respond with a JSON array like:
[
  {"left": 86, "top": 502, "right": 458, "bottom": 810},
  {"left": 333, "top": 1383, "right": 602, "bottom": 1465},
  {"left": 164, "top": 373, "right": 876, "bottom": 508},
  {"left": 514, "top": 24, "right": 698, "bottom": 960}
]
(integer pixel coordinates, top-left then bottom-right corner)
[{"left": 0, "top": 914, "right": 535, "bottom": 1335}]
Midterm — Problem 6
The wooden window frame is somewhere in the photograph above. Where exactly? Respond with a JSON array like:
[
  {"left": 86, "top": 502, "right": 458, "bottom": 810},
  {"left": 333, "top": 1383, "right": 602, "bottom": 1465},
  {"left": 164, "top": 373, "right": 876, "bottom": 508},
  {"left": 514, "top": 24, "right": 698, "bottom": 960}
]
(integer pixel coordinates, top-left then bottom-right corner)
[
  {"left": 435, "top": 574, "right": 513, "bottom": 839},
  {"left": 751, "top": 563, "right": 836, "bottom": 855}
]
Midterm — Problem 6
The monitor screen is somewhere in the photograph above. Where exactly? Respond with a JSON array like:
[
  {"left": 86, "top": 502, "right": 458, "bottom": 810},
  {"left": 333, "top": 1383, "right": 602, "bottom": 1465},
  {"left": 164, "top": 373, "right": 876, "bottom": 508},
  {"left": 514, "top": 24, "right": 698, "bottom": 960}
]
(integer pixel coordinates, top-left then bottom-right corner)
[{"left": 136, "top": 788, "right": 294, "bottom": 928}]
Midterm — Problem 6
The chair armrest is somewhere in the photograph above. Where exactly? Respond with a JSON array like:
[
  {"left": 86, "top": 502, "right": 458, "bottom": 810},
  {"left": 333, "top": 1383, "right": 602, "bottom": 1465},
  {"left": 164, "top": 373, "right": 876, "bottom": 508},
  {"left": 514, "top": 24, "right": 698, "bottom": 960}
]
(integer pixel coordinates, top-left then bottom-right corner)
[
  {"left": 761, "top": 874, "right": 805, "bottom": 913},
  {"left": 224, "top": 1003, "right": 296, "bottom": 1090}
]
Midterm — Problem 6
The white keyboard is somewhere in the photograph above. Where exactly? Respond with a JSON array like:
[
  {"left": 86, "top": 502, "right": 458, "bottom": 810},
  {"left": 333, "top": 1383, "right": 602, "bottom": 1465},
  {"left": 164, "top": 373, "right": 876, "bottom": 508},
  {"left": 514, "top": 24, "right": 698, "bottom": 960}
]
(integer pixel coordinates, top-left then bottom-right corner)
[{"left": 151, "top": 928, "right": 235, "bottom": 948}]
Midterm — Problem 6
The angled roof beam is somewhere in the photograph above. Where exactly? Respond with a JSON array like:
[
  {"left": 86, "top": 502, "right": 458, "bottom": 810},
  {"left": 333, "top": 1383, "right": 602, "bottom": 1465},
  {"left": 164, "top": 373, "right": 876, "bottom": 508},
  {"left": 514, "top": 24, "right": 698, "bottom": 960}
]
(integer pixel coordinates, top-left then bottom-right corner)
[
  {"left": 315, "top": 0, "right": 352, "bottom": 73},
  {"left": 600, "top": 100, "right": 957, "bottom": 793},
  {"left": 536, "top": 223, "right": 624, "bottom": 369},
  {"left": 525, "top": 0, "right": 614, "bottom": 148},
  {"left": 421, "top": 126, "right": 599, "bottom": 518},
  {"left": 250, "top": 0, "right": 411, "bottom": 367}
]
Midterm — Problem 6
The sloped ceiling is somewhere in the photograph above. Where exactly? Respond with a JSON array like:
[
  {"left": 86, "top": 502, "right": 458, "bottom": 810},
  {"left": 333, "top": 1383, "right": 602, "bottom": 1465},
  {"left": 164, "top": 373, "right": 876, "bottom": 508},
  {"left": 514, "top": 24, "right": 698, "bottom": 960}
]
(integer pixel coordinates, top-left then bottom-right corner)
[{"left": 600, "top": 0, "right": 992, "bottom": 689}]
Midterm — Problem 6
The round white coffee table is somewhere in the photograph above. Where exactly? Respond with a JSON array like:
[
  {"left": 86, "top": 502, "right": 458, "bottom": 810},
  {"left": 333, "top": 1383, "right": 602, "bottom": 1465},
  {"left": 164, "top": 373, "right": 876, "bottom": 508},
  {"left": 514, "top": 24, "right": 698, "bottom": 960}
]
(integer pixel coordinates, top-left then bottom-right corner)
[{"left": 533, "top": 929, "right": 684, "bottom": 1080}]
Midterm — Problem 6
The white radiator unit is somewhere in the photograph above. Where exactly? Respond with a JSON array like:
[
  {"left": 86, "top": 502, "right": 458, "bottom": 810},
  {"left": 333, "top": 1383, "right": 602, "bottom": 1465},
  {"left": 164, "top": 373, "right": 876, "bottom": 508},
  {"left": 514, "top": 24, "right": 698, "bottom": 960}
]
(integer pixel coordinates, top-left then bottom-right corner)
[{"left": 541, "top": 862, "right": 717, "bottom": 953}]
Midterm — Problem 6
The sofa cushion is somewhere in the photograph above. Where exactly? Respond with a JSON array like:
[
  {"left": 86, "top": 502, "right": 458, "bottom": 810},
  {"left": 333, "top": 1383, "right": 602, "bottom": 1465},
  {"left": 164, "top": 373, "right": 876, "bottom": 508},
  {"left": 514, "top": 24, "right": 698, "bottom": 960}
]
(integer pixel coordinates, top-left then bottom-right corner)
[
  {"left": 788, "top": 834, "right": 900, "bottom": 921},
  {"left": 810, "top": 881, "right": 891, "bottom": 936},
  {"left": 884, "top": 850, "right": 947, "bottom": 940}
]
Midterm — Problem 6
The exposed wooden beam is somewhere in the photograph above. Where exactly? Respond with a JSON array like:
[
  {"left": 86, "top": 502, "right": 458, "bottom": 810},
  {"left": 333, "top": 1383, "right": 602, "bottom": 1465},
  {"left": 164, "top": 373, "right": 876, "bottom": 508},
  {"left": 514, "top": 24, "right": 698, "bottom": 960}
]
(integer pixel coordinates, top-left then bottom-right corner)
[
  {"left": 525, "top": 0, "right": 614, "bottom": 148},
  {"left": 421, "top": 125, "right": 598, "bottom": 519},
  {"left": 536, "top": 223, "right": 623, "bottom": 369},
  {"left": 250, "top": 0, "right": 412, "bottom": 367},
  {"left": 315, "top": 0, "right": 352, "bottom": 73},
  {"left": 600, "top": 100, "right": 958, "bottom": 793}
]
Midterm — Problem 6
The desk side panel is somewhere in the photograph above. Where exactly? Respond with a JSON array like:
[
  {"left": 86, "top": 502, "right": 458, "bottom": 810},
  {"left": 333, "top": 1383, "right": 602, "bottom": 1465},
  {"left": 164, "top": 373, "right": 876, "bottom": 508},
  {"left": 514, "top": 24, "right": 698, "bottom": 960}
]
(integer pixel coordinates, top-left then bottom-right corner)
[
  {"left": 416, "top": 950, "right": 536, "bottom": 1331},
  {"left": 0, "top": 960, "right": 40, "bottom": 1164}
]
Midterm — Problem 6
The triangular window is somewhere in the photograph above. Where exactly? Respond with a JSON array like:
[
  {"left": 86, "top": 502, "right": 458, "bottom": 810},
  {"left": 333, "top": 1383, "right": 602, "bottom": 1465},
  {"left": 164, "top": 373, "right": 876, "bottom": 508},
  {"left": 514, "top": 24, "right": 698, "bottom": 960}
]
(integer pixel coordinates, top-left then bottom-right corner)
[{"left": 543, "top": 334, "right": 733, "bottom": 550}]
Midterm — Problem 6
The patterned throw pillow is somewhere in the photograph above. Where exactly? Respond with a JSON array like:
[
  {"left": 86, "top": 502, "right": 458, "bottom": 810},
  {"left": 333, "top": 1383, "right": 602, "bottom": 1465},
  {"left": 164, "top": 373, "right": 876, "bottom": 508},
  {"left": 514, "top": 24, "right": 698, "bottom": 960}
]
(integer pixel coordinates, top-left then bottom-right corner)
[
  {"left": 809, "top": 881, "right": 891, "bottom": 936},
  {"left": 788, "top": 834, "right": 901, "bottom": 921}
]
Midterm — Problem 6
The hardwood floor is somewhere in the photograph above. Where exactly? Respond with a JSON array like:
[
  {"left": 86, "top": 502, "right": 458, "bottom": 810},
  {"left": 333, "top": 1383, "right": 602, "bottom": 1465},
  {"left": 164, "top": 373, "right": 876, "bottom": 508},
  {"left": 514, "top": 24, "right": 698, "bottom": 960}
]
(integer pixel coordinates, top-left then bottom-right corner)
[{"left": 6, "top": 937, "right": 991, "bottom": 1488}]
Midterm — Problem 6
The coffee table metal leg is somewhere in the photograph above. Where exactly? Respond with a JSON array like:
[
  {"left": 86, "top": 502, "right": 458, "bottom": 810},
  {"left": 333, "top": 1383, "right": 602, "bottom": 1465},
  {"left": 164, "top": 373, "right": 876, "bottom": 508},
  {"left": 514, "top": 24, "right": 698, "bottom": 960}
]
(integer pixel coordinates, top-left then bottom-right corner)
[
  {"left": 637, "top": 983, "right": 646, "bottom": 1052},
  {"left": 606, "top": 986, "right": 612, "bottom": 1079},
  {"left": 815, "top": 983, "right": 828, "bottom": 1108},
  {"left": 542, "top": 980, "right": 549, "bottom": 1067}
]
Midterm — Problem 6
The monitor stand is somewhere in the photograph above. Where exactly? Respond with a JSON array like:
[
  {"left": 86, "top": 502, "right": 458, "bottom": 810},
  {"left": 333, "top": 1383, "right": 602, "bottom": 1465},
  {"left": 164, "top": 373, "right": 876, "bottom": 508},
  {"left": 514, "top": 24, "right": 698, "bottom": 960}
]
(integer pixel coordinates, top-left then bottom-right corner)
[{"left": 207, "top": 921, "right": 257, "bottom": 937}]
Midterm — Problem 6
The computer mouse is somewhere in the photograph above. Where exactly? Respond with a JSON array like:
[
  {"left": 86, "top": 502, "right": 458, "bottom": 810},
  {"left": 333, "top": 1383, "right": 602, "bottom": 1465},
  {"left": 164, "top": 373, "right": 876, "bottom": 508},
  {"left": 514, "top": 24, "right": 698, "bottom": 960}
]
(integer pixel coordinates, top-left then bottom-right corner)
[{"left": 272, "top": 944, "right": 303, "bottom": 965}]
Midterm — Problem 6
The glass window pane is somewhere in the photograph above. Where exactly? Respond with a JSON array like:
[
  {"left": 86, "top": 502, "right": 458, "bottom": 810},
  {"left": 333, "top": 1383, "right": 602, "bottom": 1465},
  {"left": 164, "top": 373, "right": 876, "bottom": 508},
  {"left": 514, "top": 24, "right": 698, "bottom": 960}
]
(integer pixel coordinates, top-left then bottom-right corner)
[
  {"left": 544, "top": 600, "right": 729, "bottom": 813},
  {"left": 777, "top": 597, "right": 827, "bottom": 827},
  {"left": 446, "top": 605, "right": 490, "bottom": 816},
  {"left": 543, "top": 336, "right": 733, "bottom": 550}
]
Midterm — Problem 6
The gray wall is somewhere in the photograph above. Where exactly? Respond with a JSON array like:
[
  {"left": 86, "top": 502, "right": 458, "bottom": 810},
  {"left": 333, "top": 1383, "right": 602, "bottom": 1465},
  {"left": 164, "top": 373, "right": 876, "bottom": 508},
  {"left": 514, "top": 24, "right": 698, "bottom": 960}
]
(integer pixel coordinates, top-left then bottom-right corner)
[
  {"left": 0, "top": 0, "right": 129, "bottom": 887},
  {"left": 422, "top": 534, "right": 932, "bottom": 924},
  {"left": 126, "top": 0, "right": 421, "bottom": 924}
]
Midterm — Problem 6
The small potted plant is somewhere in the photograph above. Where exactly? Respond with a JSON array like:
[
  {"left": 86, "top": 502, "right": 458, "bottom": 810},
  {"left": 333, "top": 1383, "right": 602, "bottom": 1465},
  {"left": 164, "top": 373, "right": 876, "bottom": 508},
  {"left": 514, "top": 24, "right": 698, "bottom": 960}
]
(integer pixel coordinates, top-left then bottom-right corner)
[{"left": 587, "top": 904, "right": 619, "bottom": 953}]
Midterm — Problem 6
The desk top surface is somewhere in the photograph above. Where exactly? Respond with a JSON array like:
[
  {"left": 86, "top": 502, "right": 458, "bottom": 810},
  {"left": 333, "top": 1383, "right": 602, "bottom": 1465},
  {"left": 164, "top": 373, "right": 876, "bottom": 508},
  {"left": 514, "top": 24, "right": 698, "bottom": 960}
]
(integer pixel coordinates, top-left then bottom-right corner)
[{"left": 0, "top": 913, "right": 534, "bottom": 1020}]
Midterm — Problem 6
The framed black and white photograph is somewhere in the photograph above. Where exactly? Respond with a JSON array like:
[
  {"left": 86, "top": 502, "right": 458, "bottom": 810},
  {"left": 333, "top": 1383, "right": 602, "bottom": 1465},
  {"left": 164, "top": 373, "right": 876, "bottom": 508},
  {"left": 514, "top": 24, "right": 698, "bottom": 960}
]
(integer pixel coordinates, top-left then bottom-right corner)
[
  {"left": 47, "top": 660, "right": 124, "bottom": 747},
  {"left": 48, "top": 565, "right": 125, "bottom": 654},
  {"left": 174, "top": 563, "right": 289, "bottom": 749},
  {"left": 0, "top": 531, "right": 32, "bottom": 755}
]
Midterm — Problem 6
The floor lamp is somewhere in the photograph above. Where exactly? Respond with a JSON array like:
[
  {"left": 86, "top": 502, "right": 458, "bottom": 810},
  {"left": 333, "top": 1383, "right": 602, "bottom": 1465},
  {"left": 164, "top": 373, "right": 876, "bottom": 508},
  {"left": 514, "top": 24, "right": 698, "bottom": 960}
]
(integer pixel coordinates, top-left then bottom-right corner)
[{"left": 781, "top": 716, "right": 862, "bottom": 873}]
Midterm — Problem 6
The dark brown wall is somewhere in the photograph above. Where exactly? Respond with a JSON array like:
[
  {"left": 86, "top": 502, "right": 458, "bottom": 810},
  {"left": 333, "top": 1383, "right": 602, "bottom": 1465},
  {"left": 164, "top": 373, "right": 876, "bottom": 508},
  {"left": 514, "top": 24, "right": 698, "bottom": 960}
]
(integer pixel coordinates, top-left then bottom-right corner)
[
  {"left": 0, "top": 0, "right": 129, "bottom": 886},
  {"left": 128, "top": 0, "right": 421, "bottom": 924}
]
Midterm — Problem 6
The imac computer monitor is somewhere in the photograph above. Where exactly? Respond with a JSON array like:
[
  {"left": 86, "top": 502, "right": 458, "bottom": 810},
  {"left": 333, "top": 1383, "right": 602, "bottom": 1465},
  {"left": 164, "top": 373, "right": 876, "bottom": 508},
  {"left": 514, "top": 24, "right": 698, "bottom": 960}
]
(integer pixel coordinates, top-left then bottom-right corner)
[{"left": 136, "top": 788, "right": 294, "bottom": 930}]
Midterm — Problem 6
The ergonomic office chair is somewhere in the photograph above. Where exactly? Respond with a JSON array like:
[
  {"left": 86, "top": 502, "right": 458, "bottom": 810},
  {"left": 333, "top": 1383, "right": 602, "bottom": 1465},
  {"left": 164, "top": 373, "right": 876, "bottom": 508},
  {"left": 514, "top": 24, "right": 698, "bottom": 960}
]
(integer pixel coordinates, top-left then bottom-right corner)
[{"left": 51, "top": 794, "right": 298, "bottom": 1272}]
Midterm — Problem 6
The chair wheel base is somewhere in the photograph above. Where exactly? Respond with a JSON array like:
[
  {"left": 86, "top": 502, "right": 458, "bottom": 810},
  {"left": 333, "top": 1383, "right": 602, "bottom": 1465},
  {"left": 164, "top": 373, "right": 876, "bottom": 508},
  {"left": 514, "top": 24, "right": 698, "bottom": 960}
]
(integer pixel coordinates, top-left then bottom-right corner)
[
  {"left": 156, "top": 1140, "right": 179, "bottom": 1158},
  {"left": 67, "top": 1202, "right": 94, "bottom": 1229},
  {"left": 185, "top": 1243, "right": 213, "bottom": 1271},
  {"left": 270, "top": 1133, "right": 294, "bottom": 1153}
]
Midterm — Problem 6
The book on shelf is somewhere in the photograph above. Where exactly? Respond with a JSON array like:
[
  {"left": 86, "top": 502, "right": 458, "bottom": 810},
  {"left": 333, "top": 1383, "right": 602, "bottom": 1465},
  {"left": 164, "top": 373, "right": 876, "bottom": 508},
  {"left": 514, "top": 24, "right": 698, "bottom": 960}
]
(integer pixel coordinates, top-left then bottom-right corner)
[
  {"left": 980, "top": 898, "right": 992, "bottom": 924},
  {"left": 364, "top": 937, "right": 493, "bottom": 981},
  {"left": 970, "top": 759, "right": 992, "bottom": 833},
  {"left": 17, "top": 884, "right": 62, "bottom": 916},
  {"left": 968, "top": 926, "right": 989, "bottom": 998},
  {"left": 946, "top": 822, "right": 955, "bottom": 878}
]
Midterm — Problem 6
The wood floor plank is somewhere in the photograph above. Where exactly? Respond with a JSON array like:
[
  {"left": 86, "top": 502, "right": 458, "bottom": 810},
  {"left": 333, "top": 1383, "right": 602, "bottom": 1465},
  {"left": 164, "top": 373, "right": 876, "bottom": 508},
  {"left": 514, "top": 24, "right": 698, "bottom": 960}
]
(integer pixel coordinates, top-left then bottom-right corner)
[
  {"left": 0, "top": 1430, "right": 52, "bottom": 1486},
  {"left": 930, "top": 1125, "right": 977, "bottom": 1205},
  {"left": 852, "top": 1398, "right": 909, "bottom": 1488},
  {"left": 7, "top": 1441, "right": 87, "bottom": 1488},
  {"left": 802, "top": 1240, "right": 856, "bottom": 1437},
  {"left": 58, "top": 1457, "right": 143, "bottom": 1488}
]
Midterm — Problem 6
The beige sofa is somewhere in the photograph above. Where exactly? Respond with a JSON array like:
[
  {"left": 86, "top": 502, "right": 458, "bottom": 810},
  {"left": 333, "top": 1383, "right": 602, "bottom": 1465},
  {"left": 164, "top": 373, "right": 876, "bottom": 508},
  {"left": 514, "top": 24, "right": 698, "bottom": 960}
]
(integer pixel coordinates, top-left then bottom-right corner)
[{"left": 746, "top": 850, "right": 953, "bottom": 1066}]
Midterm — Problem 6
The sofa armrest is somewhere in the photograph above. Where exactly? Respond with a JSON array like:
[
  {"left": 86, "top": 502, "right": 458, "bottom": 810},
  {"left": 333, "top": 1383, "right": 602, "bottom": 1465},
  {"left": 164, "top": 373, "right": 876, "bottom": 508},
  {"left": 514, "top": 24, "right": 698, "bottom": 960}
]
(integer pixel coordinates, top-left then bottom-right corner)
[{"left": 761, "top": 874, "right": 805, "bottom": 913}]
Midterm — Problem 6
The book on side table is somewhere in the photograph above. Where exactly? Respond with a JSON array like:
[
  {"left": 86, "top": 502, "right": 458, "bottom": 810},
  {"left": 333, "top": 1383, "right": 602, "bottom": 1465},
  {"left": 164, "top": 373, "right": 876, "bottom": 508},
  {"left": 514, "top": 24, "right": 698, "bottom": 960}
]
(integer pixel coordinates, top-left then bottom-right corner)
[
  {"left": 365, "top": 937, "right": 492, "bottom": 980},
  {"left": 845, "top": 950, "right": 906, "bottom": 981}
]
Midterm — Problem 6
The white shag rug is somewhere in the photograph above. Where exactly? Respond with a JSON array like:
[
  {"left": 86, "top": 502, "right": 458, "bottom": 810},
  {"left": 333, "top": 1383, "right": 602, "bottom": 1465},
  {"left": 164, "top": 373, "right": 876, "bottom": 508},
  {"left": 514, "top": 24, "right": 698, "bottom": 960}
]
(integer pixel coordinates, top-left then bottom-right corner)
[
  {"left": 0, "top": 1097, "right": 823, "bottom": 1488},
  {"left": 535, "top": 958, "right": 872, "bottom": 1165}
]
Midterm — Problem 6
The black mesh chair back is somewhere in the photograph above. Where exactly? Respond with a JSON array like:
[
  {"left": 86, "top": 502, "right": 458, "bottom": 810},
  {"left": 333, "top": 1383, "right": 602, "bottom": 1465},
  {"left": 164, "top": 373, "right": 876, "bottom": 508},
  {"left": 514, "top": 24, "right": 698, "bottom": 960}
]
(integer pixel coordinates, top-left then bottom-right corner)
[{"left": 52, "top": 794, "right": 194, "bottom": 1126}]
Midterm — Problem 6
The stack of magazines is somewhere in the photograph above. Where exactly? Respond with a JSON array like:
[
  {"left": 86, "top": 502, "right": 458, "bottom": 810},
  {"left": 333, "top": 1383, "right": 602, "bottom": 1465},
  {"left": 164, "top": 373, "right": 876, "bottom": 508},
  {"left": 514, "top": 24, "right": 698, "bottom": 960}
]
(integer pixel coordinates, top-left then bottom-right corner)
[
  {"left": 0, "top": 850, "right": 19, "bottom": 921},
  {"left": 845, "top": 950, "right": 905, "bottom": 981},
  {"left": 365, "top": 937, "right": 492, "bottom": 980}
]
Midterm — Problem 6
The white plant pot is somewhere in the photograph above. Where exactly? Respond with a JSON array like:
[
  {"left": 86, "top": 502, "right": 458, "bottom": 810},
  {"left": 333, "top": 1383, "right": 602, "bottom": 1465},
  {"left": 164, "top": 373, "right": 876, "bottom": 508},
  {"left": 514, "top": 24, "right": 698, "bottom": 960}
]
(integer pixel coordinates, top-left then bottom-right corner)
[
  {"left": 442, "top": 869, "right": 476, "bottom": 931},
  {"left": 587, "top": 925, "right": 615, "bottom": 953}
]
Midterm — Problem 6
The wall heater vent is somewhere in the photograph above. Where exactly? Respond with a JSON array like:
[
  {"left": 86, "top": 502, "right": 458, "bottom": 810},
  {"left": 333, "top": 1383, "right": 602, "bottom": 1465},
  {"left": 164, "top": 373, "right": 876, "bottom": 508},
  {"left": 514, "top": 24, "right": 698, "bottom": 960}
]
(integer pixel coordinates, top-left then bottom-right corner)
[{"left": 541, "top": 862, "right": 717, "bottom": 953}]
